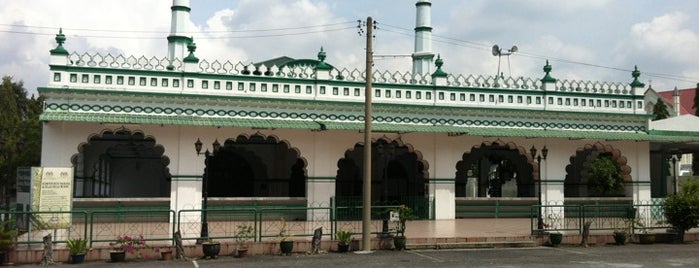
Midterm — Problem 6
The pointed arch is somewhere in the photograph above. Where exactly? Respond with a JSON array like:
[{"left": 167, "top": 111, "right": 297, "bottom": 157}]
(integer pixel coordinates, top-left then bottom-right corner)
[
  {"left": 206, "top": 132, "right": 307, "bottom": 197},
  {"left": 71, "top": 127, "right": 171, "bottom": 197},
  {"left": 455, "top": 139, "right": 535, "bottom": 197},
  {"left": 565, "top": 141, "right": 632, "bottom": 197}
]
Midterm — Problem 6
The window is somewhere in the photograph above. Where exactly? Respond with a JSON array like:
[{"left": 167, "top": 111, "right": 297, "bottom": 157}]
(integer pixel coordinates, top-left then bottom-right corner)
[
  {"left": 460, "top": 93, "right": 465, "bottom": 101},
  {"left": 162, "top": 78, "right": 168, "bottom": 87},
  {"left": 272, "top": 84, "right": 278, "bottom": 92},
  {"left": 396, "top": 91, "right": 402, "bottom": 98},
  {"left": 283, "top": 85, "right": 290, "bottom": 93},
  {"left": 426, "top": 92, "right": 432, "bottom": 100},
  {"left": 406, "top": 91, "right": 412, "bottom": 99},
  {"left": 385, "top": 90, "right": 391, "bottom": 98},
  {"left": 226, "top": 82, "right": 233, "bottom": 90},
  {"left": 260, "top": 83, "right": 267, "bottom": 92},
  {"left": 450, "top": 93, "right": 455, "bottom": 101},
  {"left": 498, "top": 95, "right": 504, "bottom": 103},
  {"left": 333, "top": 87, "right": 339, "bottom": 95},
  {"left": 295, "top": 85, "right": 301, "bottom": 93},
  {"left": 536, "top": 97, "right": 541, "bottom": 104},
  {"left": 250, "top": 83, "right": 256, "bottom": 92},
  {"left": 438, "top": 92, "right": 444, "bottom": 100},
  {"left": 354, "top": 88, "right": 360, "bottom": 96},
  {"left": 70, "top": 74, "right": 77, "bottom": 83},
  {"left": 139, "top": 77, "right": 146, "bottom": 86},
  {"left": 53, "top": 73, "right": 61, "bottom": 82},
  {"left": 574, "top": 99, "right": 578, "bottom": 106},
  {"left": 82, "top": 74, "right": 89, "bottom": 83},
  {"left": 565, "top": 98, "right": 570, "bottom": 106},
  {"left": 470, "top": 94, "right": 476, "bottom": 101},
  {"left": 187, "top": 79, "right": 194, "bottom": 88},
  {"left": 416, "top": 91, "right": 421, "bottom": 99},
  {"left": 214, "top": 81, "right": 220, "bottom": 90},
  {"left": 128, "top": 77, "right": 135, "bottom": 85},
  {"left": 637, "top": 101, "right": 642, "bottom": 109},
  {"left": 507, "top": 96, "right": 513, "bottom": 103},
  {"left": 320, "top": 86, "right": 326, "bottom": 94},
  {"left": 93, "top": 75, "right": 101, "bottom": 84},
  {"left": 202, "top": 80, "right": 208, "bottom": 89},
  {"left": 581, "top": 99, "right": 586, "bottom": 106},
  {"left": 548, "top": 97, "right": 554, "bottom": 104},
  {"left": 116, "top": 76, "right": 124, "bottom": 85},
  {"left": 238, "top": 82, "right": 244, "bottom": 91},
  {"left": 526, "top": 96, "right": 531, "bottom": 104},
  {"left": 375, "top": 89, "right": 380, "bottom": 97},
  {"left": 517, "top": 96, "right": 522, "bottom": 103},
  {"left": 343, "top": 87, "right": 349, "bottom": 96},
  {"left": 479, "top": 94, "right": 485, "bottom": 102},
  {"left": 306, "top": 86, "right": 312, "bottom": 94},
  {"left": 489, "top": 95, "right": 495, "bottom": 102},
  {"left": 173, "top": 79, "right": 180, "bottom": 87}
]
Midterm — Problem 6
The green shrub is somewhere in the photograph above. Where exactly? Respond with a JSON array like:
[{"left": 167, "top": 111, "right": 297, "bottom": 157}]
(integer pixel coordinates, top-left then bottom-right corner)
[
  {"left": 335, "top": 230, "right": 353, "bottom": 245},
  {"left": 66, "top": 238, "right": 88, "bottom": 255}
]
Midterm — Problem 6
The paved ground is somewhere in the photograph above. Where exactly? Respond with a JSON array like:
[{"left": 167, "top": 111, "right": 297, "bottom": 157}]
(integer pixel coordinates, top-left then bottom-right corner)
[{"left": 18, "top": 243, "right": 699, "bottom": 267}]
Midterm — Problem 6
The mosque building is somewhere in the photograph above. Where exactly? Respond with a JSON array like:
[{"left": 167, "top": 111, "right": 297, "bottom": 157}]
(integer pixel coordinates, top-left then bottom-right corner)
[{"left": 38, "top": 0, "right": 699, "bottom": 239}]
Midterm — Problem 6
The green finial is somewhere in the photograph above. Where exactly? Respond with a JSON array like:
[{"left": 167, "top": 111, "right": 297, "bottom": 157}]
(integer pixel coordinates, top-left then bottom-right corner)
[
  {"left": 630, "top": 65, "right": 645, "bottom": 87},
  {"left": 540, "top": 60, "right": 556, "bottom": 83},
  {"left": 183, "top": 37, "right": 199, "bottom": 63},
  {"left": 315, "top": 46, "right": 332, "bottom": 71},
  {"left": 50, "top": 28, "right": 68, "bottom": 55},
  {"left": 317, "top": 46, "right": 327, "bottom": 62},
  {"left": 431, "top": 54, "right": 447, "bottom": 78}
]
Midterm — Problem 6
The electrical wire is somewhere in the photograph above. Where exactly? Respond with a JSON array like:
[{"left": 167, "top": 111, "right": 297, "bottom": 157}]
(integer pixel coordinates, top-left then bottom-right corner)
[{"left": 379, "top": 22, "right": 699, "bottom": 84}]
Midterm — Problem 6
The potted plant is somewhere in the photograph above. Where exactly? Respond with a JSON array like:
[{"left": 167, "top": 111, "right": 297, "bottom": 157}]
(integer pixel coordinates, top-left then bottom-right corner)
[
  {"left": 0, "top": 220, "right": 17, "bottom": 265},
  {"left": 549, "top": 231, "right": 563, "bottom": 247},
  {"left": 66, "top": 238, "right": 89, "bottom": 264},
  {"left": 611, "top": 217, "right": 630, "bottom": 245},
  {"left": 393, "top": 205, "right": 415, "bottom": 250},
  {"left": 335, "top": 230, "right": 353, "bottom": 253},
  {"left": 235, "top": 223, "right": 255, "bottom": 258},
  {"left": 109, "top": 235, "right": 150, "bottom": 262},
  {"left": 202, "top": 239, "right": 221, "bottom": 259},
  {"left": 662, "top": 180, "right": 699, "bottom": 243},
  {"left": 159, "top": 247, "right": 173, "bottom": 260},
  {"left": 277, "top": 218, "right": 294, "bottom": 255},
  {"left": 634, "top": 220, "right": 655, "bottom": 244}
]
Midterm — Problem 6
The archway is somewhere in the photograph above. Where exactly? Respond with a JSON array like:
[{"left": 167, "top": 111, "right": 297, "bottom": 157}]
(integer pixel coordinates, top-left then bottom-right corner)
[
  {"left": 455, "top": 140, "right": 536, "bottom": 197},
  {"left": 206, "top": 132, "right": 307, "bottom": 197},
  {"left": 564, "top": 142, "right": 632, "bottom": 197},
  {"left": 335, "top": 137, "right": 429, "bottom": 218},
  {"left": 71, "top": 127, "right": 171, "bottom": 198}
]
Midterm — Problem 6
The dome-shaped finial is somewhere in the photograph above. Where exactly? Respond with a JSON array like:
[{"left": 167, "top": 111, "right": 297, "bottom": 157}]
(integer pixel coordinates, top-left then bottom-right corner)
[
  {"left": 317, "top": 46, "right": 327, "bottom": 62},
  {"left": 540, "top": 60, "right": 556, "bottom": 83},
  {"left": 630, "top": 65, "right": 645, "bottom": 88},
  {"left": 183, "top": 37, "right": 199, "bottom": 63},
  {"left": 431, "top": 54, "right": 447, "bottom": 78},
  {"left": 50, "top": 28, "right": 69, "bottom": 55}
]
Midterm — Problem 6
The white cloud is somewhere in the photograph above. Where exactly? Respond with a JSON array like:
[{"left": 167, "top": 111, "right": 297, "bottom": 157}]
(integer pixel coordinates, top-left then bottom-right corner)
[{"left": 630, "top": 12, "right": 699, "bottom": 64}]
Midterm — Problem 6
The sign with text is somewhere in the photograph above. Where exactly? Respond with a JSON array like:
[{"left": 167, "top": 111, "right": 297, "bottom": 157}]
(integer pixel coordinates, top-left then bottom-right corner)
[{"left": 31, "top": 167, "right": 73, "bottom": 229}]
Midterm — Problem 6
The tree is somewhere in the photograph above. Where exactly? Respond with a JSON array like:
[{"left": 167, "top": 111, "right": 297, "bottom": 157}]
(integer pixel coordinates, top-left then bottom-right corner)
[
  {"left": 694, "top": 83, "right": 699, "bottom": 175},
  {"left": 0, "top": 76, "right": 43, "bottom": 207},
  {"left": 652, "top": 99, "right": 670, "bottom": 121},
  {"left": 663, "top": 179, "right": 699, "bottom": 243},
  {"left": 587, "top": 156, "right": 624, "bottom": 196}
]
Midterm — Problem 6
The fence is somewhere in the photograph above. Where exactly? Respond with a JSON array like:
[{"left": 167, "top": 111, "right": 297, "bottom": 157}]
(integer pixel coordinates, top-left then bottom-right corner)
[{"left": 530, "top": 203, "right": 668, "bottom": 234}]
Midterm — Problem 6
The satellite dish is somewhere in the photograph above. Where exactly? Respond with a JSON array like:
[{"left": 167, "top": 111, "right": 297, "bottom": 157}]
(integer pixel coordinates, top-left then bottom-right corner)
[
  {"left": 510, "top": 45, "right": 518, "bottom": 53},
  {"left": 492, "top": 45, "right": 500, "bottom": 56}
]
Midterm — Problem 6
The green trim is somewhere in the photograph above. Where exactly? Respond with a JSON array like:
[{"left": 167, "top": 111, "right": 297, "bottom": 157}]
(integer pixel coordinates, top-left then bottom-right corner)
[
  {"left": 416, "top": 1, "right": 431, "bottom": 7},
  {"left": 170, "top": 175, "right": 202, "bottom": 181},
  {"left": 649, "top": 129, "right": 699, "bottom": 137},
  {"left": 167, "top": 35, "right": 193, "bottom": 44},
  {"left": 171, "top": 5, "right": 191, "bottom": 12},
  {"left": 414, "top": 26, "right": 433, "bottom": 32}
]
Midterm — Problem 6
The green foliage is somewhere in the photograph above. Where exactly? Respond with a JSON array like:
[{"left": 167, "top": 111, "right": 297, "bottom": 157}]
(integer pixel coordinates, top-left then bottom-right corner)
[
  {"left": 335, "top": 230, "right": 353, "bottom": 245},
  {"left": 652, "top": 100, "right": 670, "bottom": 120},
  {"left": 662, "top": 181, "right": 699, "bottom": 242},
  {"left": 66, "top": 238, "right": 89, "bottom": 255},
  {"left": 235, "top": 224, "right": 255, "bottom": 248},
  {"left": 0, "top": 76, "right": 43, "bottom": 200},
  {"left": 395, "top": 205, "right": 416, "bottom": 237},
  {"left": 587, "top": 156, "right": 624, "bottom": 196},
  {"left": 0, "top": 220, "right": 18, "bottom": 251}
]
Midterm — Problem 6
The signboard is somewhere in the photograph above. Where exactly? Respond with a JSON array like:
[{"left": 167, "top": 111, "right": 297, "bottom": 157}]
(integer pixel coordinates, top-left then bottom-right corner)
[{"left": 31, "top": 167, "right": 73, "bottom": 229}]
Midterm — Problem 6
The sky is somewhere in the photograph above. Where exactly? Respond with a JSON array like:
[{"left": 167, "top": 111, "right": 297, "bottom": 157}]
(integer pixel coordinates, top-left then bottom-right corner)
[{"left": 1, "top": 0, "right": 698, "bottom": 97}]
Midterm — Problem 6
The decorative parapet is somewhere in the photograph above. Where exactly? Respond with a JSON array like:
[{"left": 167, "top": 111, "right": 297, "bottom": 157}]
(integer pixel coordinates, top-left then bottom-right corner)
[{"left": 48, "top": 50, "right": 647, "bottom": 116}]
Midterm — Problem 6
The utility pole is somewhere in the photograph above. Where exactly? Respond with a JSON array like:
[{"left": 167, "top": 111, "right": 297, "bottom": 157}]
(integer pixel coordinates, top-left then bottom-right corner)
[{"left": 360, "top": 16, "right": 374, "bottom": 253}]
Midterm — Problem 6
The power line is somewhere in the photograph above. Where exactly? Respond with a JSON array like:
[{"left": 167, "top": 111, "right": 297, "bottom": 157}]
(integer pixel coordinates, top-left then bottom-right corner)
[
  {"left": 0, "top": 21, "right": 357, "bottom": 34},
  {"left": 379, "top": 22, "right": 699, "bottom": 84}
]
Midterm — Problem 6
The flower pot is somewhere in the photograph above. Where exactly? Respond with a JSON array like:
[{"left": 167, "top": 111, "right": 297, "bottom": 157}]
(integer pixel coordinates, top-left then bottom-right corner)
[
  {"left": 337, "top": 243, "right": 349, "bottom": 253},
  {"left": 279, "top": 240, "right": 294, "bottom": 255},
  {"left": 110, "top": 250, "right": 126, "bottom": 262},
  {"left": 549, "top": 233, "right": 563, "bottom": 247},
  {"left": 235, "top": 248, "right": 249, "bottom": 258},
  {"left": 393, "top": 236, "right": 407, "bottom": 250},
  {"left": 638, "top": 233, "right": 655, "bottom": 244},
  {"left": 70, "top": 253, "right": 86, "bottom": 264},
  {"left": 160, "top": 250, "right": 173, "bottom": 260},
  {"left": 202, "top": 242, "right": 221, "bottom": 259},
  {"left": 613, "top": 231, "right": 627, "bottom": 245}
]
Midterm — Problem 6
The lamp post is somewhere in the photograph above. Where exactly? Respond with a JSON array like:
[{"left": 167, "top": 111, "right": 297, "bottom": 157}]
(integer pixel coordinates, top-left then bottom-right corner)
[
  {"left": 194, "top": 138, "right": 221, "bottom": 242},
  {"left": 671, "top": 154, "right": 681, "bottom": 195},
  {"left": 530, "top": 145, "right": 548, "bottom": 230}
]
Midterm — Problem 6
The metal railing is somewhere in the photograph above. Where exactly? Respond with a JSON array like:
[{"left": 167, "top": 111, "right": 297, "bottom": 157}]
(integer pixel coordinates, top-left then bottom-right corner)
[{"left": 530, "top": 203, "right": 668, "bottom": 234}]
